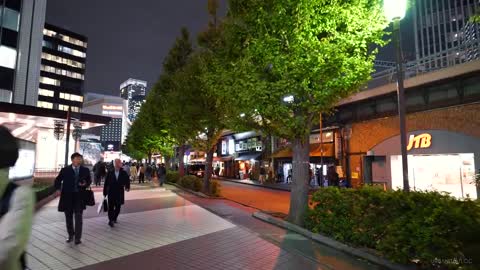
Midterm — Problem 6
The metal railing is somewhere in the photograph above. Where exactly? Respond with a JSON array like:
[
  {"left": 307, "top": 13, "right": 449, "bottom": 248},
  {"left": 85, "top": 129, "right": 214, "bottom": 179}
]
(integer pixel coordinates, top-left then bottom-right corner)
[
  {"left": 34, "top": 168, "right": 62, "bottom": 178},
  {"left": 369, "top": 42, "right": 480, "bottom": 89}
]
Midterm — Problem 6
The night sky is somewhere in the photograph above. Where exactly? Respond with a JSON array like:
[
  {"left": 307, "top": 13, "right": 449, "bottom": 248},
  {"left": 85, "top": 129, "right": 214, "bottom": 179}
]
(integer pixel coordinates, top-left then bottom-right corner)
[{"left": 46, "top": 1, "right": 414, "bottom": 96}]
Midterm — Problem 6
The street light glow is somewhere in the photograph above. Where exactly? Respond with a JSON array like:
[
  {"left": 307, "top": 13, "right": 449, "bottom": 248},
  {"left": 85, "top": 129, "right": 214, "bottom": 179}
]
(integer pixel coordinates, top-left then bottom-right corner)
[
  {"left": 283, "top": 95, "right": 294, "bottom": 103},
  {"left": 383, "top": 0, "right": 407, "bottom": 21}
]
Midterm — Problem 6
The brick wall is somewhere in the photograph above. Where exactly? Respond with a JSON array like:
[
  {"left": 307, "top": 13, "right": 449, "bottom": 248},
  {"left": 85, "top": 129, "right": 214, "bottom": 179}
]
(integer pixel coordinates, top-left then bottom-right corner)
[{"left": 347, "top": 103, "right": 480, "bottom": 186}]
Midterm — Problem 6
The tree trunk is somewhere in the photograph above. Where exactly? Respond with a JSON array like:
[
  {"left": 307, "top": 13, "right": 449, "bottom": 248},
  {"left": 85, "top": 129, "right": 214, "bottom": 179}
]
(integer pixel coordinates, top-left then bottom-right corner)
[
  {"left": 148, "top": 151, "right": 152, "bottom": 164},
  {"left": 165, "top": 155, "right": 172, "bottom": 171},
  {"left": 287, "top": 132, "right": 311, "bottom": 226},
  {"left": 179, "top": 145, "right": 186, "bottom": 177},
  {"left": 203, "top": 147, "right": 214, "bottom": 193}
]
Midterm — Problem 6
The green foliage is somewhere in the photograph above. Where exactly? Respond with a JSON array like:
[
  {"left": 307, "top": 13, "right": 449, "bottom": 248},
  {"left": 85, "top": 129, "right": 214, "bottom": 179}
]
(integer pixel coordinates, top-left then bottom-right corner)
[
  {"left": 179, "top": 175, "right": 202, "bottom": 192},
  {"left": 210, "top": 0, "right": 389, "bottom": 140},
  {"left": 470, "top": 14, "right": 480, "bottom": 23},
  {"left": 166, "top": 171, "right": 180, "bottom": 183},
  {"left": 33, "top": 183, "right": 55, "bottom": 202},
  {"left": 305, "top": 187, "right": 480, "bottom": 269},
  {"left": 209, "top": 180, "right": 221, "bottom": 197}
]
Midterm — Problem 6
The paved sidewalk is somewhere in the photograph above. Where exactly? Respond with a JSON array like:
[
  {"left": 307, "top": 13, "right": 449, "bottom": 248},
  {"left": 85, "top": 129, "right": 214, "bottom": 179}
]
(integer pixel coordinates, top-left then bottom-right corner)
[
  {"left": 170, "top": 185, "right": 385, "bottom": 270},
  {"left": 26, "top": 187, "right": 320, "bottom": 270}
]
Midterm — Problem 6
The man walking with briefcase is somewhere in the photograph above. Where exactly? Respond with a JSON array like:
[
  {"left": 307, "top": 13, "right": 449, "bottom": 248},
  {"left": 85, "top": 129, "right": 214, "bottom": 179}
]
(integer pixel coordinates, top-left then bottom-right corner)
[
  {"left": 103, "top": 159, "right": 130, "bottom": 227},
  {"left": 54, "top": 152, "right": 92, "bottom": 245}
]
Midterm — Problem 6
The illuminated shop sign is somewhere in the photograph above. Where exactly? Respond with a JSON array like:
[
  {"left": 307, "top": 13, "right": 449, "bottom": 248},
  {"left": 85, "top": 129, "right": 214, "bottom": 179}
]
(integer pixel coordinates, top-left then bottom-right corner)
[
  {"left": 102, "top": 104, "right": 123, "bottom": 116},
  {"left": 407, "top": 133, "right": 432, "bottom": 151},
  {"left": 102, "top": 105, "right": 122, "bottom": 111}
]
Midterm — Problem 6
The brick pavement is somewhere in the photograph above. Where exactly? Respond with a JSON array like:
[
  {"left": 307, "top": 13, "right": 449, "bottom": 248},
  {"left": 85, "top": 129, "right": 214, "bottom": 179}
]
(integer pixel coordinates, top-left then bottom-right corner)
[{"left": 27, "top": 186, "right": 383, "bottom": 270}]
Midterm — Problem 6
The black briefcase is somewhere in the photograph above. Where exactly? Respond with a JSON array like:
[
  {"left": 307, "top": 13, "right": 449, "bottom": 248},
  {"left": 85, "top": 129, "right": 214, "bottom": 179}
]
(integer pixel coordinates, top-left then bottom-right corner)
[
  {"left": 103, "top": 198, "right": 108, "bottom": 212},
  {"left": 83, "top": 187, "right": 96, "bottom": 206}
]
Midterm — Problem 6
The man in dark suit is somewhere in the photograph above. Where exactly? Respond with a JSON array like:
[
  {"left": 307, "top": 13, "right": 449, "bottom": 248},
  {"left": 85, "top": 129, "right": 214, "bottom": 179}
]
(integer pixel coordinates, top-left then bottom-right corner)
[
  {"left": 103, "top": 159, "right": 130, "bottom": 227},
  {"left": 54, "top": 152, "right": 91, "bottom": 245}
]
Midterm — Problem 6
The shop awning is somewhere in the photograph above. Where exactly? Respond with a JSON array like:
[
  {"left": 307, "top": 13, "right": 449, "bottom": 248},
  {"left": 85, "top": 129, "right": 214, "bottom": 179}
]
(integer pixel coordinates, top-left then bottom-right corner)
[
  {"left": 235, "top": 153, "right": 261, "bottom": 161},
  {"left": 271, "top": 143, "right": 335, "bottom": 159},
  {"left": 214, "top": 156, "right": 234, "bottom": 162}
]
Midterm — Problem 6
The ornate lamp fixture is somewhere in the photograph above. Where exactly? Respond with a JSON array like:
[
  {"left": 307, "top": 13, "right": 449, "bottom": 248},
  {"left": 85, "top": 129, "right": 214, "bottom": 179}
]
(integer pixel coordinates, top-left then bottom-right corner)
[
  {"left": 54, "top": 120, "right": 65, "bottom": 140},
  {"left": 72, "top": 121, "right": 83, "bottom": 141}
]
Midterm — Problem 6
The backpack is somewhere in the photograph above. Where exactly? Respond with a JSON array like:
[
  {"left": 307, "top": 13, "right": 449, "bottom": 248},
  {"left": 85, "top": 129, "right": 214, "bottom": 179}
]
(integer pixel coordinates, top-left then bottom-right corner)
[{"left": 0, "top": 182, "right": 27, "bottom": 269}]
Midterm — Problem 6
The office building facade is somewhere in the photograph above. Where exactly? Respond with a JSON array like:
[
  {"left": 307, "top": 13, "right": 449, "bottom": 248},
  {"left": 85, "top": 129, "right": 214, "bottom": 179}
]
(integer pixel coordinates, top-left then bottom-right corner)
[
  {"left": 413, "top": 0, "right": 480, "bottom": 70},
  {"left": 120, "top": 78, "right": 146, "bottom": 122},
  {"left": 82, "top": 93, "right": 129, "bottom": 152},
  {"left": 0, "top": 0, "right": 46, "bottom": 105},
  {"left": 37, "top": 23, "right": 87, "bottom": 112}
]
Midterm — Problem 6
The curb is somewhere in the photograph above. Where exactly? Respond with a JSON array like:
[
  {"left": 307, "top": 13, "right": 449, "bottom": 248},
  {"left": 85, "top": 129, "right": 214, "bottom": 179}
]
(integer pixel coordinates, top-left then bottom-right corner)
[
  {"left": 252, "top": 211, "right": 414, "bottom": 270},
  {"left": 167, "top": 182, "right": 220, "bottom": 199},
  {"left": 216, "top": 178, "right": 292, "bottom": 192}
]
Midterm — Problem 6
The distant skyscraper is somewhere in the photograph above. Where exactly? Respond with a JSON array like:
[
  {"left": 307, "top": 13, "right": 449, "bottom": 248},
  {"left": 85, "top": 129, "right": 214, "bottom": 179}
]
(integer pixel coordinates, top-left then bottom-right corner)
[
  {"left": 413, "top": 0, "right": 480, "bottom": 70},
  {"left": 38, "top": 23, "right": 87, "bottom": 112},
  {"left": 0, "top": 0, "right": 47, "bottom": 105},
  {"left": 119, "top": 78, "right": 146, "bottom": 122}
]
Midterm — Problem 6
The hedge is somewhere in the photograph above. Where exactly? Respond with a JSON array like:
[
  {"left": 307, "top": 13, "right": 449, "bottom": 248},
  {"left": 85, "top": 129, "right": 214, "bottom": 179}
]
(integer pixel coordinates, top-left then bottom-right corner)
[
  {"left": 176, "top": 175, "right": 221, "bottom": 196},
  {"left": 305, "top": 187, "right": 480, "bottom": 269},
  {"left": 33, "top": 183, "right": 55, "bottom": 202},
  {"left": 179, "top": 175, "right": 202, "bottom": 192},
  {"left": 166, "top": 171, "right": 180, "bottom": 183}
]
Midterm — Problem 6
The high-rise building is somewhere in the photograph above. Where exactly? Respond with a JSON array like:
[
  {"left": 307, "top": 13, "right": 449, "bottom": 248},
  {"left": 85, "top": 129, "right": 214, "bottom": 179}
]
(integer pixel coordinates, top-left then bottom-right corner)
[
  {"left": 37, "top": 23, "right": 87, "bottom": 112},
  {"left": 0, "top": 0, "right": 47, "bottom": 105},
  {"left": 413, "top": 0, "right": 480, "bottom": 70},
  {"left": 119, "top": 78, "right": 146, "bottom": 122},
  {"left": 82, "top": 93, "right": 130, "bottom": 152}
]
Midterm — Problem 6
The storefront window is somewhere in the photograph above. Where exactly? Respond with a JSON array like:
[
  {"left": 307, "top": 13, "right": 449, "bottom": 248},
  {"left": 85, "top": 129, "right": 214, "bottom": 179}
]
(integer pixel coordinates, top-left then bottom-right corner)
[
  {"left": 309, "top": 132, "right": 334, "bottom": 144},
  {"left": 391, "top": 153, "right": 476, "bottom": 199}
]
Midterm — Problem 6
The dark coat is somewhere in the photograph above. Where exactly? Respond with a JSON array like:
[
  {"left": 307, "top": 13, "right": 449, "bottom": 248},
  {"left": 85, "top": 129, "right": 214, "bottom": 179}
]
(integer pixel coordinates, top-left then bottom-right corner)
[
  {"left": 103, "top": 169, "right": 130, "bottom": 205},
  {"left": 54, "top": 165, "right": 92, "bottom": 212}
]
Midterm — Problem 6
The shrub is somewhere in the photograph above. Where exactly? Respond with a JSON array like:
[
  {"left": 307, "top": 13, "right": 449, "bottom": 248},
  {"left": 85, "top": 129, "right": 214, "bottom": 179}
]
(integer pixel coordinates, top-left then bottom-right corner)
[
  {"left": 33, "top": 183, "right": 55, "bottom": 202},
  {"left": 209, "top": 180, "right": 221, "bottom": 197},
  {"left": 192, "top": 178, "right": 203, "bottom": 192},
  {"left": 179, "top": 175, "right": 197, "bottom": 190},
  {"left": 166, "top": 171, "right": 180, "bottom": 183},
  {"left": 305, "top": 187, "right": 480, "bottom": 269}
]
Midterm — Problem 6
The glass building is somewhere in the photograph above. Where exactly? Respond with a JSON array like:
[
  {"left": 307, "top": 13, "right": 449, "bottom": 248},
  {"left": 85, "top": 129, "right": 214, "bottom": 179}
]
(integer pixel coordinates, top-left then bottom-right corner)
[
  {"left": 0, "top": 0, "right": 47, "bottom": 105},
  {"left": 119, "top": 78, "right": 146, "bottom": 122},
  {"left": 413, "top": 0, "right": 480, "bottom": 70},
  {"left": 38, "top": 23, "right": 87, "bottom": 112}
]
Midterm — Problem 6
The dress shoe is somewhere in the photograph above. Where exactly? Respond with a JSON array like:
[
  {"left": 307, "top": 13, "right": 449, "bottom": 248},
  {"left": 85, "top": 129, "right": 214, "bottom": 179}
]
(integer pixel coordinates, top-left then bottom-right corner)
[
  {"left": 108, "top": 221, "right": 114, "bottom": 227},
  {"left": 74, "top": 239, "right": 82, "bottom": 245},
  {"left": 66, "top": 236, "right": 74, "bottom": 243}
]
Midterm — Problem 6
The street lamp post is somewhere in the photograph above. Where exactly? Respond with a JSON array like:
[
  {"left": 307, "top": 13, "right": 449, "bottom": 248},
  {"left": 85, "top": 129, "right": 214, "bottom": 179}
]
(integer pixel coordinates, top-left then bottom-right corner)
[
  {"left": 64, "top": 106, "right": 72, "bottom": 168},
  {"left": 384, "top": 0, "right": 409, "bottom": 192}
]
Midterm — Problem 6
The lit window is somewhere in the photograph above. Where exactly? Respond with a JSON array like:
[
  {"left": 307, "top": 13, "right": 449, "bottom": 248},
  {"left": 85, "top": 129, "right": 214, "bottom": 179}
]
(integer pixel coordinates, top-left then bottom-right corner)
[
  {"left": 37, "top": 101, "right": 53, "bottom": 109},
  {"left": 38, "top": 89, "right": 54, "bottom": 97},
  {"left": 58, "top": 45, "right": 86, "bottom": 58},
  {"left": 0, "top": 46, "right": 17, "bottom": 69},
  {"left": 39, "top": 77, "right": 60, "bottom": 86}
]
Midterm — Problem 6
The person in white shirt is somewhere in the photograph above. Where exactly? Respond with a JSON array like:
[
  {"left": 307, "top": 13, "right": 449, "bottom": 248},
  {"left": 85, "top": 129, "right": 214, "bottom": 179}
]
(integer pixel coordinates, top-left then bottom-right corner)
[{"left": 0, "top": 126, "right": 34, "bottom": 270}]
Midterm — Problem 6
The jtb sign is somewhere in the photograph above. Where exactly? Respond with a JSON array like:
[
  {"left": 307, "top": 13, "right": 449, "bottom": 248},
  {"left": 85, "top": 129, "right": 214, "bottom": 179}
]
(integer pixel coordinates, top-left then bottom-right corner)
[{"left": 407, "top": 133, "right": 432, "bottom": 151}]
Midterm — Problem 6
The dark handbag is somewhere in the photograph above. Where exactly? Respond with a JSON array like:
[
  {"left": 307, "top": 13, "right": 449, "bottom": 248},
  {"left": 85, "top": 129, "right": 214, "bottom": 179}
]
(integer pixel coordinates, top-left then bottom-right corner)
[
  {"left": 83, "top": 187, "right": 95, "bottom": 206},
  {"left": 103, "top": 198, "right": 108, "bottom": 212}
]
